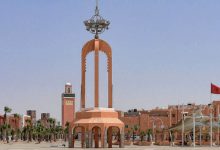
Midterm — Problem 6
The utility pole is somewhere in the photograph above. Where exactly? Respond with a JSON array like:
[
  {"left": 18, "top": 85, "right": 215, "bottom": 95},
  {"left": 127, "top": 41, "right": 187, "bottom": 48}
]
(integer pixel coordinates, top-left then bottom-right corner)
[{"left": 193, "top": 113, "right": 195, "bottom": 147}]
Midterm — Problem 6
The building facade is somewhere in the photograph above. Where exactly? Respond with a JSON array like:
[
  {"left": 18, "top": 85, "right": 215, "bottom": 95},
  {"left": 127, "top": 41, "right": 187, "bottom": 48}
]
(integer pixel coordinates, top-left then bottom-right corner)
[
  {"left": 41, "top": 113, "right": 50, "bottom": 127},
  {"left": 120, "top": 100, "right": 220, "bottom": 144},
  {"left": 26, "top": 110, "right": 36, "bottom": 125}
]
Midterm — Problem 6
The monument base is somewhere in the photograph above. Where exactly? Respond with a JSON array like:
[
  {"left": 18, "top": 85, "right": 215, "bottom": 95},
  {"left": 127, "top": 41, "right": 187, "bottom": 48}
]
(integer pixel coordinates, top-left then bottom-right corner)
[{"left": 70, "top": 107, "right": 124, "bottom": 148}]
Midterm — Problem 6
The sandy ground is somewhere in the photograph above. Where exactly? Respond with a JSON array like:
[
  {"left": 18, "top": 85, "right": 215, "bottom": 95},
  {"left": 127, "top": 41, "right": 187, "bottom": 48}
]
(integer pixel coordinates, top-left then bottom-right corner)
[{"left": 1, "top": 141, "right": 220, "bottom": 150}]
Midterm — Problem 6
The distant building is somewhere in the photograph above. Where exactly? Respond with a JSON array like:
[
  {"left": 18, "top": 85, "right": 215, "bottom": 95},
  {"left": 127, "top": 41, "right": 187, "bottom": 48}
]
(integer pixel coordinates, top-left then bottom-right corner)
[
  {"left": 62, "top": 83, "right": 75, "bottom": 127},
  {"left": 120, "top": 101, "right": 220, "bottom": 143},
  {"left": 41, "top": 113, "right": 50, "bottom": 127},
  {"left": 26, "top": 110, "right": 36, "bottom": 125},
  {"left": 41, "top": 113, "right": 50, "bottom": 120},
  {"left": 21, "top": 115, "right": 31, "bottom": 128}
]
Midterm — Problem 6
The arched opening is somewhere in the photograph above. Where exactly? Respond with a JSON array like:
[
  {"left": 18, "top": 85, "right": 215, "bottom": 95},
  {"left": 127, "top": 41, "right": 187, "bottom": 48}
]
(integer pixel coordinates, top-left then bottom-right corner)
[
  {"left": 107, "top": 126, "right": 121, "bottom": 148},
  {"left": 84, "top": 52, "right": 95, "bottom": 108},
  {"left": 71, "top": 126, "right": 85, "bottom": 148},
  {"left": 99, "top": 52, "right": 108, "bottom": 108},
  {"left": 91, "top": 126, "right": 102, "bottom": 148}
]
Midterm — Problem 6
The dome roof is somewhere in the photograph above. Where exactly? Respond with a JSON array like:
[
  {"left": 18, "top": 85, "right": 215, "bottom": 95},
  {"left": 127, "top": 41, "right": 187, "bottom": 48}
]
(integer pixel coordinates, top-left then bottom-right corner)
[{"left": 66, "top": 82, "right": 72, "bottom": 86}]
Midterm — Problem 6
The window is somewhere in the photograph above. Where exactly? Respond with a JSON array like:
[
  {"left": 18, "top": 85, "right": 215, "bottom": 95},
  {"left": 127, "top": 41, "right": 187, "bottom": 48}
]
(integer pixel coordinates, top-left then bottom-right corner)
[
  {"left": 172, "top": 114, "right": 175, "bottom": 117},
  {"left": 125, "top": 125, "right": 128, "bottom": 128}
]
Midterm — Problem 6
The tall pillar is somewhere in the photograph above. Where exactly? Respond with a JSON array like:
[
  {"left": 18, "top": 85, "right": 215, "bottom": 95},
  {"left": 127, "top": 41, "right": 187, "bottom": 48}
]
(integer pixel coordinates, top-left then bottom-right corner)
[
  {"left": 120, "top": 128, "right": 125, "bottom": 148},
  {"left": 94, "top": 127, "right": 99, "bottom": 148},
  {"left": 104, "top": 128, "right": 108, "bottom": 148},
  {"left": 86, "top": 131, "right": 89, "bottom": 148},
  {"left": 81, "top": 128, "right": 85, "bottom": 148},
  {"left": 81, "top": 56, "right": 86, "bottom": 109},
  {"left": 101, "top": 128, "right": 107, "bottom": 148},
  {"left": 94, "top": 39, "right": 99, "bottom": 107},
  {"left": 108, "top": 127, "right": 113, "bottom": 148},
  {"left": 108, "top": 56, "right": 112, "bottom": 108},
  {"left": 68, "top": 128, "right": 74, "bottom": 148},
  {"left": 88, "top": 131, "right": 92, "bottom": 148}
]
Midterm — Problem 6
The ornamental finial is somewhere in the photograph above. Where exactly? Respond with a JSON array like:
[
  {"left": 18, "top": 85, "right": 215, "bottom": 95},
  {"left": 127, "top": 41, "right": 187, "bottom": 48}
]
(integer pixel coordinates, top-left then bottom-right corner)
[{"left": 84, "top": 0, "right": 110, "bottom": 39}]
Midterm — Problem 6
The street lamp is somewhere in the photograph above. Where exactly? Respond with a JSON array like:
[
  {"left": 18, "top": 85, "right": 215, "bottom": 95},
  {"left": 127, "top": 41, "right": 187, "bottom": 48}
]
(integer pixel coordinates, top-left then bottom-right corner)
[
  {"left": 150, "top": 117, "right": 164, "bottom": 143},
  {"left": 181, "top": 111, "right": 188, "bottom": 147}
]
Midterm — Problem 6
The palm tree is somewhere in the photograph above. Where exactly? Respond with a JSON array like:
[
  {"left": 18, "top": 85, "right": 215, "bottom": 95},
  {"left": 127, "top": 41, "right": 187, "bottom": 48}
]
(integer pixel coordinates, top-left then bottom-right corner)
[
  {"left": 6, "top": 124, "right": 11, "bottom": 143},
  {"left": 126, "top": 130, "right": 131, "bottom": 141},
  {"left": 4, "top": 106, "right": 12, "bottom": 124},
  {"left": 146, "top": 129, "right": 152, "bottom": 142},
  {"left": 13, "top": 113, "right": 20, "bottom": 141},
  {"left": 48, "top": 118, "right": 56, "bottom": 142},
  {"left": 132, "top": 125, "right": 139, "bottom": 142},
  {"left": 3, "top": 106, "right": 12, "bottom": 142},
  {"left": 25, "top": 119, "right": 33, "bottom": 142},
  {"left": 2, "top": 124, "right": 7, "bottom": 142},
  {"left": 140, "top": 131, "right": 145, "bottom": 141},
  {"left": 35, "top": 120, "right": 45, "bottom": 143},
  {"left": 64, "top": 122, "right": 70, "bottom": 141}
]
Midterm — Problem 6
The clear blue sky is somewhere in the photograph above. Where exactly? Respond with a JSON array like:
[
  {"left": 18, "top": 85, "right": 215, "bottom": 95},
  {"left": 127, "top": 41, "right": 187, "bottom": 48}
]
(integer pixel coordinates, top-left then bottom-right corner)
[{"left": 0, "top": 0, "right": 220, "bottom": 121}]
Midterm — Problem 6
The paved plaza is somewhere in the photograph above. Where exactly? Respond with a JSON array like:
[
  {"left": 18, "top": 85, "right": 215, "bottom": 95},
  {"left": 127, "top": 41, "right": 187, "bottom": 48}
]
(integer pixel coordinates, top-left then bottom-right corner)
[{"left": 1, "top": 141, "right": 220, "bottom": 150}]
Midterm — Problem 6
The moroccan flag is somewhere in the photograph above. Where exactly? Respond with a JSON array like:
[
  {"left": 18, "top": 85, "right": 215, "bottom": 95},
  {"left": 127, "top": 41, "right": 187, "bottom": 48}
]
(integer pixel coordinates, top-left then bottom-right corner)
[{"left": 211, "top": 83, "right": 220, "bottom": 94}]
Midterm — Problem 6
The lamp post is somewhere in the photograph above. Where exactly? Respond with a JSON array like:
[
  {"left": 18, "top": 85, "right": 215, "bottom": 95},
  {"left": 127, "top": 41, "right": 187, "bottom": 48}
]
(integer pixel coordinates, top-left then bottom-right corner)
[
  {"left": 208, "top": 103, "right": 213, "bottom": 147},
  {"left": 150, "top": 117, "right": 164, "bottom": 143},
  {"left": 184, "top": 112, "right": 200, "bottom": 147},
  {"left": 181, "top": 111, "right": 188, "bottom": 147},
  {"left": 210, "top": 112, "right": 213, "bottom": 147},
  {"left": 199, "top": 104, "right": 213, "bottom": 147},
  {"left": 218, "top": 105, "right": 220, "bottom": 146},
  {"left": 193, "top": 113, "right": 196, "bottom": 147}
]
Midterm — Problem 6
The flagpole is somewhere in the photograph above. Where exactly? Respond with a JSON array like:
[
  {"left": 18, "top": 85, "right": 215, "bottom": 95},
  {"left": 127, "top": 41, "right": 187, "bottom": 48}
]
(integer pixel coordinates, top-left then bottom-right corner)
[
  {"left": 218, "top": 105, "right": 219, "bottom": 146},
  {"left": 182, "top": 104, "right": 184, "bottom": 147}
]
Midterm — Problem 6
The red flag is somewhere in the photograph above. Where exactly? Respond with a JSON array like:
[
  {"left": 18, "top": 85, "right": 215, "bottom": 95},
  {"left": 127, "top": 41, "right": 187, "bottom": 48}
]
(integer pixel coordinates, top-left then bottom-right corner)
[{"left": 211, "top": 83, "right": 220, "bottom": 94}]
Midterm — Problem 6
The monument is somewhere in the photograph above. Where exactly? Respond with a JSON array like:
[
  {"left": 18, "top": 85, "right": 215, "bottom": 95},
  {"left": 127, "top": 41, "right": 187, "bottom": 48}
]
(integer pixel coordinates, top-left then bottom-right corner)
[{"left": 69, "top": 0, "right": 124, "bottom": 148}]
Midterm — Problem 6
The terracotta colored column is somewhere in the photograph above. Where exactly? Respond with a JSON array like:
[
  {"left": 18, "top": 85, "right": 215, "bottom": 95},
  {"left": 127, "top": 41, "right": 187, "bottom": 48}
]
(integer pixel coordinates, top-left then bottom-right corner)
[
  {"left": 119, "top": 128, "right": 125, "bottom": 148},
  {"left": 94, "top": 39, "right": 99, "bottom": 107},
  {"left": 81, "top": 56, "right": 86, "bottom": 109},
  {"left": 68, "top": 127, "right": 74, "bottom": 148},
  {"left": 104, "top": 128, "right": 107, "bottom": 148},
  {"left": 108, "top": 55, "right": 113, "bottom": 108},
  {"left": 108, "top": 127, "right": 112, "bottom": 148},
  {"left": 101, "top": 129, "right": 106, "bottom": 148},
  {"left": 94, "top": 127, "right": 99, "bottom": 148},
  {"left": 81, "top": 128, "right": 85, "bottom": 148},
  {"left": 88, "top": 131, "right": 92, "bottom": 148}
]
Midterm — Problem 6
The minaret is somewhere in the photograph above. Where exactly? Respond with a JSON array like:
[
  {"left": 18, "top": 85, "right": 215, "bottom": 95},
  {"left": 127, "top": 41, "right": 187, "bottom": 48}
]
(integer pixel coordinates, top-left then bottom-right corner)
[{"left": 61, "top": 83, "right": 75, "bottom": 127}]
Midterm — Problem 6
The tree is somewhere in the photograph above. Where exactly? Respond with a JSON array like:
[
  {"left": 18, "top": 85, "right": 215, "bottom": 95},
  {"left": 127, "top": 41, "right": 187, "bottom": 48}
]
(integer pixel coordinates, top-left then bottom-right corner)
[
  {"left": 6, "top": 124, "right": 11, "bottom": 143},
  {"left": 146, "top": 129, "right": 152, "bottom": 142},
  {"left": 35, "top": 120, "right": 45, "bottom": 143},
  {"left": 64, "top": 122, "right": 70, "bottom": 141},
  {"left": 48, "top": 118, "right": 56, "bottom": 142},
  {"left": 13, "top": 113, "right": 21, "bottom": 142},
  {"left": 132, "top": 125, "right": 139, "bottom": 142},
  {"left": 4, "top": 106, "right": 12, "bottom": 124},
  {"left": 140, "top": 131, "right": 146, "bottom": 141},
  {"left": 3, "top": 106, "right": 12, "bottom": 142},
  {"left": 25, "top": 119, "right": 33, "bottom": 142}
]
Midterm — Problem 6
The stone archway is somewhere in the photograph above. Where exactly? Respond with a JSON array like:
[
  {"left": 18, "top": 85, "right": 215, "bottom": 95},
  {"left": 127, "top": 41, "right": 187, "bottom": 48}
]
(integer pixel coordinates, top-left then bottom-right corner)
[
  {"left": 69, "top": 126, "right": 86, "bottom": 148},
  {"left": 107, "top": 126, "right": 123, "bottom": 148}
]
